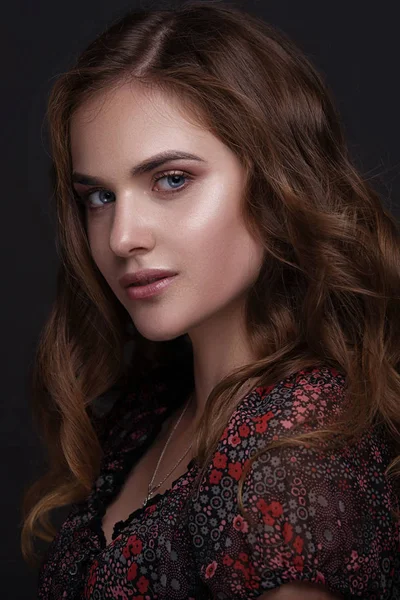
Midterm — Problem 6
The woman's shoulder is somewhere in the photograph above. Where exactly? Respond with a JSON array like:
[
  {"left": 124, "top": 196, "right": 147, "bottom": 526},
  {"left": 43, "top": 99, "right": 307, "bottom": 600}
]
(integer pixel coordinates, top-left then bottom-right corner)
[
  {"left": 213, "top": 363, "right": 396, "bottom": 502},
  {"left": 224, "top": 363, "right": 396, "bottom": 481},
  {"left": 187, "top": 364, "right": 400, "bottom": 598},
  {"left": 228, "top": 363, "right": 348, "bottom": 436}
]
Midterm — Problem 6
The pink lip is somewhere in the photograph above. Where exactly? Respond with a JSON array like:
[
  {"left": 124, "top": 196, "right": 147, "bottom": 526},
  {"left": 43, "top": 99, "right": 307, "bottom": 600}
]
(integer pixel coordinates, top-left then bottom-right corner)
[
  {"left": 125, "top": 275, "right": 177, "bottom": 299},
  {"left": 119, "top": 269, "right": 178, "bottom": 288}
]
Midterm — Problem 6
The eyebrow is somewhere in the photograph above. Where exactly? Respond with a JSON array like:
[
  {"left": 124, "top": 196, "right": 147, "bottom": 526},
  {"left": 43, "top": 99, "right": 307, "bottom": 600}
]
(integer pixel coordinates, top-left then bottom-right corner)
[{"left": 72, "top": 150, "right": 207, "bottom": 186}]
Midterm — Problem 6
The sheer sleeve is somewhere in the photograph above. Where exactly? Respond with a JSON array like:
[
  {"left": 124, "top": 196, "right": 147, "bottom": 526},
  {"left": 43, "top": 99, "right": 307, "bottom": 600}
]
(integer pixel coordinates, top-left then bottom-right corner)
[{"left": 188, "top": 366, "right": 400, "bottom": 599}]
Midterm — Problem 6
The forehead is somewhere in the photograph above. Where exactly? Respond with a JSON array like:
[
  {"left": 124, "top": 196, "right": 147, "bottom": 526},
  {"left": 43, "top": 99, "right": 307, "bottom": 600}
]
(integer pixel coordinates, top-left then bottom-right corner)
[{"left": 70, "top": 82, "right": 210, "bottom": 157}]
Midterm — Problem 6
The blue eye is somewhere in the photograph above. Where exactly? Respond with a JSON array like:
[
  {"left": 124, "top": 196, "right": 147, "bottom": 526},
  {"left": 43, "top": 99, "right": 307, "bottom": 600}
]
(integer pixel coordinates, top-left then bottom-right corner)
[
  {"left": 76, "top": 169, "right": 193, "bottom": 211},
  {"left": 85, "top": 189, "right": 115, "bottom": 209}
]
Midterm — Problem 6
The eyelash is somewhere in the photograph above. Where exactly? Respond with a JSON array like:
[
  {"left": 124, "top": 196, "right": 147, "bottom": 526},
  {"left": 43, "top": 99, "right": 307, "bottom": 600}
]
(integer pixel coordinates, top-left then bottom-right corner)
[{"left": 75, "top": 170, "right": 193, "bottom": 211}]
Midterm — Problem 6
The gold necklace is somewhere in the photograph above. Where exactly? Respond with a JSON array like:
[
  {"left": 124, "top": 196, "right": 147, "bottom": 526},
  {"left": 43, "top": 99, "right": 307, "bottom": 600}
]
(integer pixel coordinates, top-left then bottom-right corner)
[{"left": 142, "top": 394, "right": 194, "bottom": 508}]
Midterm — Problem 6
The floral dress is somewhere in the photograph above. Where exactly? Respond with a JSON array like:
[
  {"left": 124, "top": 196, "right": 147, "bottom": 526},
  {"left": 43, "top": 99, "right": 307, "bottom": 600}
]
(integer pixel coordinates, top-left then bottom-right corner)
[{"left": 37, "top": 365, "right": 400, "bottom": 599}]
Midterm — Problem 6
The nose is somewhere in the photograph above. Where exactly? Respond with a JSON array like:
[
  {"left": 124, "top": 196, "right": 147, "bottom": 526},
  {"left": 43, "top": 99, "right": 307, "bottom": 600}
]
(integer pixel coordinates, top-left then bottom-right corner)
[{"left": 108, "top": 192, "right": 156, "bottom": 257}]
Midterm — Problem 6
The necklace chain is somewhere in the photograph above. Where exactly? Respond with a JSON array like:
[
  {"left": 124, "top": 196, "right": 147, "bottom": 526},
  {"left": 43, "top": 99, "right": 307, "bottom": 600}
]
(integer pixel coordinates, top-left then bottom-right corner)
[
  {"left": 142, "top": 394, "right": 194, "bottom": 508},
  {"left": 141, "top": 379, "right": 255, "bottom": 509}
]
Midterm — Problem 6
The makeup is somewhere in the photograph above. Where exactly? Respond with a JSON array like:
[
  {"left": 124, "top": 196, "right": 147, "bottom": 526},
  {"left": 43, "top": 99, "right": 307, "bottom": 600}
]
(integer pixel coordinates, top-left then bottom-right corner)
[{"left": 125, "top": 275, "right": 178, "bottom": 299}]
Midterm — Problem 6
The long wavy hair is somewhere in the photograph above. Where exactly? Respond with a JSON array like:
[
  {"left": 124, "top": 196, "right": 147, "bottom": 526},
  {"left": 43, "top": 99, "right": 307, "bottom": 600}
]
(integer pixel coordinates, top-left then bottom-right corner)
[{"left": 21, "top": 0, "right": 400, "bottom": 568}]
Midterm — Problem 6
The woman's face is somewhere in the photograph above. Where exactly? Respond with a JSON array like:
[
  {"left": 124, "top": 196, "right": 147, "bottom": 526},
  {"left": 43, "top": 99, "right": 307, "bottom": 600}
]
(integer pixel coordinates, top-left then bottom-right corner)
[{"left": 70, "top": 82, "right": 264, "bottom": 343}]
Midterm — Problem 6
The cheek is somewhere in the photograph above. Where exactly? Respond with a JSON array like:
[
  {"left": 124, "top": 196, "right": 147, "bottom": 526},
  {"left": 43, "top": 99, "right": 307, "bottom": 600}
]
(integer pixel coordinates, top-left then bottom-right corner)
[
  {"left": 185, "top": 215, "right": 263, "bottom": 298},
  {"left": 86, "top": 223, "right": 113, "bottom": 277}
]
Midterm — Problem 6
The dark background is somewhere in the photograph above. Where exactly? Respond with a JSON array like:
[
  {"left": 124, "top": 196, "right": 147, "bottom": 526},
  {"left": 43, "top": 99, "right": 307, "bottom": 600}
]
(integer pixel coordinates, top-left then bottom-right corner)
[{"left": 3, "top": 0, "right": 399, "bottom": 597}]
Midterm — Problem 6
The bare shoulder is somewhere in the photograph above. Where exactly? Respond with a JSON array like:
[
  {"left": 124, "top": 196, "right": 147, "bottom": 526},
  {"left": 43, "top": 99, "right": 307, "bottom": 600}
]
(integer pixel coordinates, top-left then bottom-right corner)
[{"left": 258, "top": 581, "right": 343, "bottom": 599}]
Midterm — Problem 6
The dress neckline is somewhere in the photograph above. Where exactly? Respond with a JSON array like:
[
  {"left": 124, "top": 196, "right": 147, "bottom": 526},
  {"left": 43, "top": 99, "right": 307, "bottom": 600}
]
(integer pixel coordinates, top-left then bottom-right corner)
[
  {"left": 85, "top": 387, "right": 198, "bottom": 551},
  {"left": 79, "top": 366, "right": 280, "bottom": 552}
]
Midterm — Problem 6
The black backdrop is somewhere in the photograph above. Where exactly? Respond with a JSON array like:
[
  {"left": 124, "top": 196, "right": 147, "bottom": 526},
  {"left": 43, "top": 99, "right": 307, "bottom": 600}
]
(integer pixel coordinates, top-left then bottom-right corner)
[{"left": 3, "top": 1, "right": 399, "bottom": 597}]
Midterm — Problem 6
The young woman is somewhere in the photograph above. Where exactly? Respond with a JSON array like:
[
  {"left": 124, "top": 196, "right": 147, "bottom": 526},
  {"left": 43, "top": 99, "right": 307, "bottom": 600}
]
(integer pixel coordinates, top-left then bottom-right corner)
[{"left": 21, "top": 1, "right": 400, "bottom": 598}]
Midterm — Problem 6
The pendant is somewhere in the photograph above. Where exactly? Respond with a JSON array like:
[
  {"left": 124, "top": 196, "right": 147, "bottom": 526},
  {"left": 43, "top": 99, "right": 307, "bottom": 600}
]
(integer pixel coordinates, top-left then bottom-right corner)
[{"left": 142, "top": 489, "right": 154, "bottom": 508}]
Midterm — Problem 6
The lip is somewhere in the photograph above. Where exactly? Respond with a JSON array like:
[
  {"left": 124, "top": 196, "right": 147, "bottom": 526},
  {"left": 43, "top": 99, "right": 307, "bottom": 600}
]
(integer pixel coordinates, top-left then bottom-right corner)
[
  {"left": 125, "top": 275, "right": 177, "bottom": 299},
  {"left": 119, "top": 269, "right": 178, "bottom": 288}
]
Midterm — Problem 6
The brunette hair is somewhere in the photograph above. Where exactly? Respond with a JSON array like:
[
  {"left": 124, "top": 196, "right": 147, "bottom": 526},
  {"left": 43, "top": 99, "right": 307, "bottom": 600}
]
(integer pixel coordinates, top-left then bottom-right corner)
[{"left": 21, "top": 0, "right": 400, "bottom": 568}]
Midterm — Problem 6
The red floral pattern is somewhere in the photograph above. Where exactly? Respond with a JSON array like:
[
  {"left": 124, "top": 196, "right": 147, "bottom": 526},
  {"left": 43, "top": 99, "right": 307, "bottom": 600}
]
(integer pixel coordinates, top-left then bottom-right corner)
[{"left": 37, "top": 365, "right": 400, "bottom": 598}]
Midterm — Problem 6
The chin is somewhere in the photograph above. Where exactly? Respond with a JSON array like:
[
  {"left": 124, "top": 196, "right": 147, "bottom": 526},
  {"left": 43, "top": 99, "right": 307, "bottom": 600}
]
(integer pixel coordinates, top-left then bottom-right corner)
[{"left": 133, "top": 323, "right": 188, "bottom": 343}]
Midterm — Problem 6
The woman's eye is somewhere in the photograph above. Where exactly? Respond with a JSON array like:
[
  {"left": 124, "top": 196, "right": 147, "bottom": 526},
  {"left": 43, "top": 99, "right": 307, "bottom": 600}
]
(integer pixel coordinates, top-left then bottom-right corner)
[
  {"left": 153, "top": 170, "right": 190, "bottom": 193},
  {"left": 83, "top": 189, "right": 115, "bottom": 209},
  {"left": 78, "top": 170, "right": 191, "bottom": 211}
]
